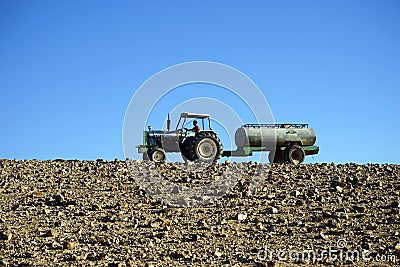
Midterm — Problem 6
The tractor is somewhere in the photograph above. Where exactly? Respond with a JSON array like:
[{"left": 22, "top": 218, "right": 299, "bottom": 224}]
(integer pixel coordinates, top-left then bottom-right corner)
[{"left": 136, "top": 112, "right": 223, "bottom": 163}]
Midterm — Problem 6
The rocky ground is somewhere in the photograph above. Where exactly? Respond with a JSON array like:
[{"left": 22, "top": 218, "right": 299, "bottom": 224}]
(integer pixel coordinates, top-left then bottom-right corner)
[{"left": 0, "top": 159, "right": 399, "bottom": 266}]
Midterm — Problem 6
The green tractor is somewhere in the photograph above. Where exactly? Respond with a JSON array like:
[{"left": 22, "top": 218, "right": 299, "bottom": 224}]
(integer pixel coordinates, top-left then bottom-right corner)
[{"left": 136, "top": 112, "right": 223, "bottom": 163}]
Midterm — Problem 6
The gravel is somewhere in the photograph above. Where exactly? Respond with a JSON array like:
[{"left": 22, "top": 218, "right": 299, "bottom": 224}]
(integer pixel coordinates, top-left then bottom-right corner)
[{"left": 0, "top": 159, "right": 399, "bottom": 266}]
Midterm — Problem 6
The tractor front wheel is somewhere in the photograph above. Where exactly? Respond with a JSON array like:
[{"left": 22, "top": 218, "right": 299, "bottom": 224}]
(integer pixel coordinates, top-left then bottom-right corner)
[{"left": 149, "top": 148, "right": 166, "bottom": 163}]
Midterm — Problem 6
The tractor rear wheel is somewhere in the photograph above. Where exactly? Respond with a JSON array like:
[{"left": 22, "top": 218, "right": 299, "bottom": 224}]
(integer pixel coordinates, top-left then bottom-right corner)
[
  {"left": 285, "top": 145, "right": 305, "bottom": 165},
  {"left": 149, "top": 148, "right": 166, "bottom": 163},
  {"left": 188, "top": 133, "right": 223, "bottom": 163}
]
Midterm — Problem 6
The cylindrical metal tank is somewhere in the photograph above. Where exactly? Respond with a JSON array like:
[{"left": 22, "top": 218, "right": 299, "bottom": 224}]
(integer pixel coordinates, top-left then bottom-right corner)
[{"left": 235, "top": 125, "right": 316, "bottom": 148}]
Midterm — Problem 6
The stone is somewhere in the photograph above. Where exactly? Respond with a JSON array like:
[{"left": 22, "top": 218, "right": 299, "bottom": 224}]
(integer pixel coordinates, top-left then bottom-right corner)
[
  {"left": 63, "top": 241, "right": 76, "bottom": 250},
  {"left": 267, "top": 193, "right": 275, "bottom": 199},
  {"left": 32, "top": 191, "right": 44, "bottom": 198},
  {"left": 53, "top": 194, "right": 64, "bottom": 203},
  {"left": 171, "top": 186, "right": 180, "bottom": 194},
  {"left": 306, "top": 190, "right": 314, "bottom": 197},
  {"left": 214, "top": 248, "right": 223, "bottom": 257},
  {"left": 290, "top": 190, "right": 301, "bottom": 197},
  {"left": 394, "top": 243, "right": 400, "bottom": 254},
  {"left": 352, "top": 205, "right": 366, "bottom": 213},
  {"left": 0, "top": 260, "right": 9, "bottom": 266},
  {"left": 336, "top": 186, "right": 343, "bottom": 193},
  {"left": 256, "top": 222, "right": 265, "bottom": 230},
  {"left": 326, "top": 219, "right": 337, "bottom": 228},
  {"left": 237, "top": 213, "right": 247, "bottom": 221},
  {"left": 55, "top": 221, "right": 65, "bottom": 227},
  {"left": 150, "top": 220, "right": 162, "bottom": 228},
  {"left": 44, "top": 229, "right": 58, "bottom": 237},
  {"left": 0, "top": 231, "right": 12, "bottom": 241},
  {"left": 265, "top": 207, "right": 278, "bottom": 214},
  {"left": 319, "top": 232, "right": 328, "bottom": 240},
  {"left": 390, "top": 201, "right": 399, "bottom": 208},
  {"left": 91, "top": 204, "right": 101, "bottom": 211}
]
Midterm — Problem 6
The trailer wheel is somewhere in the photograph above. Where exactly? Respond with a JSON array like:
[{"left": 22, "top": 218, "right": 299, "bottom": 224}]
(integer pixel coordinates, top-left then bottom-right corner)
[
  {"left": 269, "top": 150, "right": 284, "bottom": 163},
  {"left": 189, "top": 134, "right": 223, "bottom": 163},
  {"left": 285, "top": 145, "right": 305, "bottom": 165},
  {"left": 149, "top": 148, "right": 166, "bottom": 163}
]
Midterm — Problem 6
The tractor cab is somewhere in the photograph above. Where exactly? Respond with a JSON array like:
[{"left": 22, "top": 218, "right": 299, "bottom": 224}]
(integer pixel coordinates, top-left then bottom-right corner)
[{"left": 175, "top": 112, "right": 212, "bottom": 137}]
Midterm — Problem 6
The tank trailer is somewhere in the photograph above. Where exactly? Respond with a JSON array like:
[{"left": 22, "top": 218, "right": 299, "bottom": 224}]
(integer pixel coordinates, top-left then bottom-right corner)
[{"left": 136, "top": 112, "right": 319, "bottom": 164}]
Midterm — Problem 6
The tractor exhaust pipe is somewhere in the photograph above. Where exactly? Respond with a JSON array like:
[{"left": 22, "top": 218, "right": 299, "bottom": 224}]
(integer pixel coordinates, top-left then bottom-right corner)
[{"left": 167, "top": 113, "right": 171, "bottom": 131}]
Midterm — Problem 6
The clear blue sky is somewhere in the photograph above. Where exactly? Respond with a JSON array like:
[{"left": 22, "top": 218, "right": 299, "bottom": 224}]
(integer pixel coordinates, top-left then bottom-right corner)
[{"left": 1, "top": 1, "right": 399, "bottom": 164}]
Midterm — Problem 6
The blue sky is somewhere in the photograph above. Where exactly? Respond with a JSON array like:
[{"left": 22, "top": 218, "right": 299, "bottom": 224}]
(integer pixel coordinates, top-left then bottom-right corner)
[{"left": 1, "top": 0, "right": 399, "bottom": 163}]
